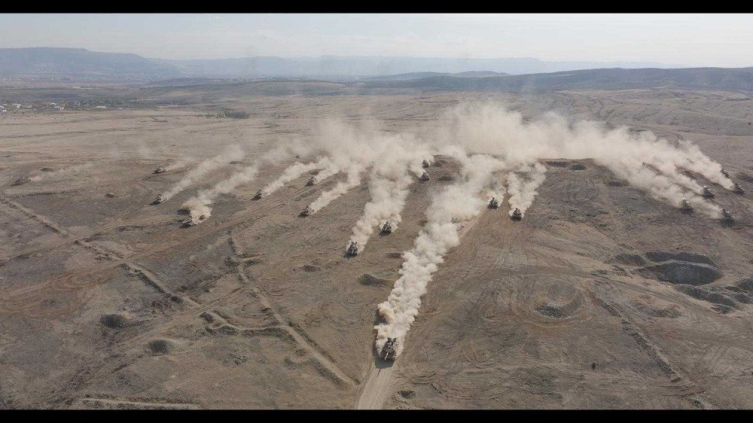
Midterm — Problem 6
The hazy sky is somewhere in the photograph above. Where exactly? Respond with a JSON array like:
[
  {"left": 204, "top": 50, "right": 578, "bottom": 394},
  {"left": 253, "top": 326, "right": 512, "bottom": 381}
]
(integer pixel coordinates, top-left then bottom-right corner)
[{"left": 1, "top": 14, "right": 751, "bottom": 67}]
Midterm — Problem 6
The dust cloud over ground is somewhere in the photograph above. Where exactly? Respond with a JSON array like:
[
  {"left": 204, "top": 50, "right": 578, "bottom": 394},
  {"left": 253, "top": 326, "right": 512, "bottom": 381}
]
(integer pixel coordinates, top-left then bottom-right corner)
[{"left": 1, "top": 86, "right": 753, "bottom": 409}]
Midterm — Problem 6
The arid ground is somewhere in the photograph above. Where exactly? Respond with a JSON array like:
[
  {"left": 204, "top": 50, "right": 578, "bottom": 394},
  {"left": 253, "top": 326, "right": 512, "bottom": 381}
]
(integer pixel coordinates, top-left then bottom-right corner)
[{"left": 1, "top": 86, "right": 753, "bottom": 409}]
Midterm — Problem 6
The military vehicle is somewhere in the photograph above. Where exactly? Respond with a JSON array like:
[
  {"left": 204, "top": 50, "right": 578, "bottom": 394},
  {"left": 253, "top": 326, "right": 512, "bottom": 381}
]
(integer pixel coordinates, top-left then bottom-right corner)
[
  {"left": 721, "top": 209, "right": 733, "bottom": 220},
  {"left": 253, "top": 190, "right": 263, "bottom": 200},
  {"left": 419, "top": 171, "right": 430, "bottom": 181},
  {"left": 152, "top": 194, "right": 165, "bottom": 205},
  {"left": 680, "top": 198, "right": 693, "bottom": 211},
  {"left": 380, "top": 338, "right": 397, "bottom": 361},
  {"left": 153, "top": 167, "right": 167, "bottom": 174},
  {"left": 381, "top": 221, "right": 393, "bottom": 234},
  {"left": 422, "top": 159, "right": 430, "bottom": 168},
  {"left": 511, "top": 208, "right": 522, "bottom": 220},
  {"left": 721, "top": 169, "right": 730, "bottom": 178},
  {"left": 346, "top": 241, "right": 359, "bottom": 256},
  {"left": 12, "top": 176, "right": 30, "bottom": 186},
  {"left": 306, "top": 176, "right": 317, "bottom": 186},
  {"left": 181, "top": 214, "right": 207, "bottom": 227},
  {"left": 300, "top": 206, "right": 311, "bottom": 217},
  {"left": 702, "top": 186, "right": 715, "bottom": 198},
  {"left": 733, "top": 183, "right": 745, "bottom": 194},
  {"left": 488, "top": 197, "right": 499, "bottom": 209}
]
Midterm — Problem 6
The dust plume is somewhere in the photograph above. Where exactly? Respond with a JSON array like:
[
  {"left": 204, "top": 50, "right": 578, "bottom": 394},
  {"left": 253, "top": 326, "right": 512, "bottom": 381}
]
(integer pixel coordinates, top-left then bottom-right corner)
[
  {"left": 307, "top": 165, "right": 364, "bottom": 214},
  {"left": 159, "top": 144, "right": 244, "bottom": 202},
  {"left": 180, "top": 143, "right": 311, "bottom": 225},
  {"left": 506, "top": 162, "right": 547, "bottom": 217},
  {"left": 262, "top": 157, "right": 332, "bottom": 196},
  {"left": 374, "top": 153, "right": 505, "bottom": 357}
]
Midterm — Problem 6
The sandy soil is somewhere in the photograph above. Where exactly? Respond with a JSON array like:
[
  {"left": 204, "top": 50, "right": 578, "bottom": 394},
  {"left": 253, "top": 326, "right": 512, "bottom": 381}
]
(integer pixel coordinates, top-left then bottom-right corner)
[{"left": 1, "top": 89, "right": 752, "bottom": 409}]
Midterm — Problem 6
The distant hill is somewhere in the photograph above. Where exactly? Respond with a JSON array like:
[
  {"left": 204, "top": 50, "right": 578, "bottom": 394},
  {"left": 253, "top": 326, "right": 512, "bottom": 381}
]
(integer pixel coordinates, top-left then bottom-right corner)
[
  {"left": 361, "top": 67, "right": 753, "bottom": 93},
  {"left": 364, "top": 71, "right": 509, "bottom": 82},
  {"left": 0, "top": 48, "right": 685, "bottom": 82},
  {"left": 0, "top": 48, "right": 180, "bottom": 80},
  {"left": 160, "top": 56, "right": 681, "bottom": 79}
]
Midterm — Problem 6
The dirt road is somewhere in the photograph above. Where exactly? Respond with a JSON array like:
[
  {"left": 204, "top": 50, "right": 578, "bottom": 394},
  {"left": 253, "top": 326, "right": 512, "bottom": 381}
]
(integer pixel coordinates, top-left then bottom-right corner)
[{"left": 356, "top": 359, "right": 395, "bottom": 409}]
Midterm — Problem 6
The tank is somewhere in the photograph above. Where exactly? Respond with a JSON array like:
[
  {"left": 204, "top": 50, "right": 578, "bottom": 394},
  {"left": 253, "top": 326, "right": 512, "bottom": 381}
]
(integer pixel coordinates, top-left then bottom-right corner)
[
  {"left": 733, "top": 183, "right": 745, "bottom": 194},
  {"left": 511, "top": 208, "right": 522, "bottom": 220},
  {"left": 380, "top": 337, "right": 397, "bottom": 361},
  {"left": 381, "top": 221, "right": 393, "bottom": 234},
  {"left": 721, "top": 209, "right": 733, "bottom": 220},
  {"left": 152, "top": 194, "right": 164, "bottom": 205},
  {"left": 422, "top": 159, "right": 430, "bottom": 168},
  {"left": 253, "top": 190, "right": 263, "bottom": 200},
  {"left": 306, "top": 176, "right": 317, "bottom": 186},
  {"left": 181, "top": 214, "right": 207, "bottom": 227},
  {"left": 419, "top": 171, "right": 430, "bottom": 181},
  {"left": 153, "top": 167, "right": 167, "bottom": 174},
  {"left": 12, "top": 176, "right": 30, "bottom": 186},
  {"left": 346, "top": 241, "right": 359, "bottom": 256},
  {"left": 488, "top": 197, "right": 499, "bottom": 209},
  {"left": 299, "top": 206, "right": 311, "bottom": 217},
  {"left": 702, "top": 186, "right": 715, "bottom": 198},
  {"left": 680, "top": 198, "right": 693, "bottom": 211}
]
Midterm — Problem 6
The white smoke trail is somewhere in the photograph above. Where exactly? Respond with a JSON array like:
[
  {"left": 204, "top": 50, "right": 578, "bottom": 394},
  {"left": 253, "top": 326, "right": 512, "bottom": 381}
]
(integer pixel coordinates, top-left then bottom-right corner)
[
  {"left": 308, "top": 165, "right": 364, "bottom": 214},
  {"left": 374, "top": 153, "right": 505, "bottom": 357},
  {"left": 164, "top": 157, "right": 195, "bottom": 172},
  {"left": 348, "top": 173, "right": 413, "bottom": 252},
  {"left": 159, "top": 145, "right": 244, "bottom": 202},
  {"left": 611, "top": 157, "right": 722, "bottom": 218},
  {"left": 180, "top": 142, "right": 312, "bottom": 224},
  {"left": 677, "top": 140, "right": 735, "bottom": 190},
  {"left": 29, "top": 163, "right": 93, "bottom": 182},
  {"left": 485, "top": 175, "right": 507, "bottom": 204},
  {"left": 347, "top": 140, "right": 434, "bottom": 253},
  {"left": 506, "top": 162, "right": 547, "bottom": 217},
  {"left": 262, "top": 157, "right": 332, "bottom": 196}
]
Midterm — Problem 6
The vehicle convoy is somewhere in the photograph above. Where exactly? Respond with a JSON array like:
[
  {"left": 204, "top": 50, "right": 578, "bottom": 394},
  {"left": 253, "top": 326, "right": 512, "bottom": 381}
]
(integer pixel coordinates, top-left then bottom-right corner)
[
  {"left": 680, "top": 198, "right": 693, "bottom": 211},
  {"left": 511, "top": 208, "right": 522, "bottom": 220},
  {"left": 253, "top": 190, "right": 262, "bottom": 200},
  {"left": 702, "top": 185, "right": 715, "bottom": 198},
  {"left": 346, "top": 241, "right": 359, "bottom": 256},
  {"left": 488, "top": 197, "right": 499, "bottom": 209},
  {"left": 733, "top": 183, "right": 745, "bottom": 194},
  {"left": 419, "top": 171, "right": 430, "bottom": 181},
  {"left": 381, "top": 221, "right": 393, "bottom": 234},
  {"left": 380, "top": 338, "right": 397, "bottom": 361},
  {"left": 300, "top": 205, "right": 311, "bottom": 217},
  {"left": 306, "top": 176, "right": 316, "bottom": 186},
  {"left": 153, "top": 167, "right": 167, "bottom": 174}
]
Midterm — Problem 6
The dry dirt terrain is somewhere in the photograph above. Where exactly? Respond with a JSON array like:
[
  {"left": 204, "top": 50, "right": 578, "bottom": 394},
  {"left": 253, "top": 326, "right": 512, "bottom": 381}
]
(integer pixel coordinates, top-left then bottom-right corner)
[{"left": 1, "top": 88, "right": 753, "bottom": 409}]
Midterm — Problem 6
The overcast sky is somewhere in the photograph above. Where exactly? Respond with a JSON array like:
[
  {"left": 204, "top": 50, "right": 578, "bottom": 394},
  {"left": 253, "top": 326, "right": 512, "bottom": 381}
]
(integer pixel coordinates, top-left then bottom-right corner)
[{"left": 0, "top": 14, "right": 751, "bottom": 67}]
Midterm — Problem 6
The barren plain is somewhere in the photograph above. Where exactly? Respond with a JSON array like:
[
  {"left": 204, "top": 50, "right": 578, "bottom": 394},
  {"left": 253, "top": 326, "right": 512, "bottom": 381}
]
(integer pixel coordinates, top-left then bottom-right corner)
[{"left": 1, "top": 86, "right": 753, "bottom": 409}]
